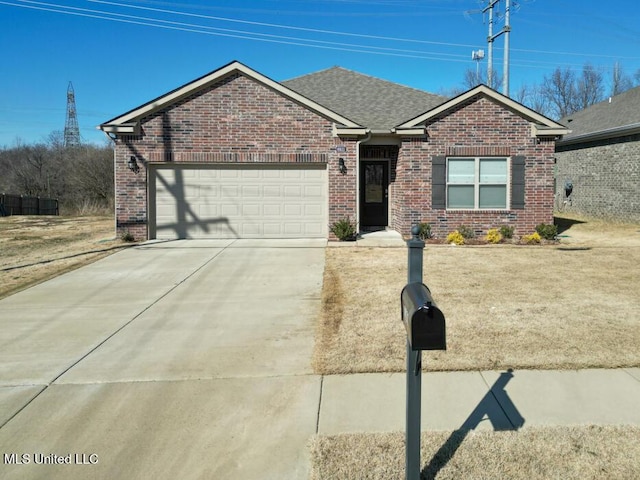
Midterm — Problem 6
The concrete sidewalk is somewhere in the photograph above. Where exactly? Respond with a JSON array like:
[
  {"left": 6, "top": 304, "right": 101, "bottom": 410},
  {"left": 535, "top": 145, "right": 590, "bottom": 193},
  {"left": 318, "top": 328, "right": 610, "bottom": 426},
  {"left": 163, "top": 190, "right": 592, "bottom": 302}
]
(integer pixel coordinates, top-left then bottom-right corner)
[
  {"left": 1, "top": 240, "right": 640, "bottom": 480},
  {"left": 318, "top": 368, "right": 640, "bottom": 435}
]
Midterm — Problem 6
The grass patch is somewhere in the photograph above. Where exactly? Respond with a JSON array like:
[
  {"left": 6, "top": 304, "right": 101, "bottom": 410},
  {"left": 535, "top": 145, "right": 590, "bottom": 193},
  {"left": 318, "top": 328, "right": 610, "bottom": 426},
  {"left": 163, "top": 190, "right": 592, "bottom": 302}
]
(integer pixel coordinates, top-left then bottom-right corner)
[
  {"left": 309, "top": 426, "right": 640, "bottom": 479},
  {"left": 314, "top": 220, "right": 640, "bottom": 374},
  {"left": 0, "top": 215, "right": 124, "bottom": 299}
]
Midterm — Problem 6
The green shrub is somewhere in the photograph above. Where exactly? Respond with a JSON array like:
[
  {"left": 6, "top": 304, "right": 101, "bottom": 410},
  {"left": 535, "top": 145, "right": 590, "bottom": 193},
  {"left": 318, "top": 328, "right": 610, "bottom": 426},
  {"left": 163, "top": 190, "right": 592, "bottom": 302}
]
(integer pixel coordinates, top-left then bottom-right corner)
[
  {"left": 416, "top": 222, "right": 432, "bottom": 240},
  {"left": 330, "top": 218, "right": 357, "bottom": 241},
  {"left": 535, "top": 223, "right": 558, "bottom": 240},
  {"left": 499, "top": 225, "right": 515, "bottom": 239},
  {"left": 447, "top": 230, "right": 465, "bottom": 245},
  {"left": 120, "top": 231, "right": 135, "bottom": 242},
  {"left": 458, "top": 225, "right": 475, "bottom": 239},
  {"left": 485, "top": 228, "right": 502, "bottom": 244}
]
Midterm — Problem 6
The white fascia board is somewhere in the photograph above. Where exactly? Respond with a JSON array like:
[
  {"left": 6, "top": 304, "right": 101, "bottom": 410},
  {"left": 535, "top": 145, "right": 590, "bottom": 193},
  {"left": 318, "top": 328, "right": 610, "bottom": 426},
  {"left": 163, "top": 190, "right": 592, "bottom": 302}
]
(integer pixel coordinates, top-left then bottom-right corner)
[
  {"left": 397, "top": 85, "right": 566, "bottom": 130},
  {"left": 392, "top": 127, "right": 426, "bottom": 136},
  {"left": 99, "top": 123, "right": 140, "bottom": 135},
  {"left": 100, "top": 61, "right": 361, "bottom": 131},
  {"left": 333, "top": 126, "right": 369, "bottom": 137},
  {"left": 531, "top": 124, "right": 571, "bottom": 137}
]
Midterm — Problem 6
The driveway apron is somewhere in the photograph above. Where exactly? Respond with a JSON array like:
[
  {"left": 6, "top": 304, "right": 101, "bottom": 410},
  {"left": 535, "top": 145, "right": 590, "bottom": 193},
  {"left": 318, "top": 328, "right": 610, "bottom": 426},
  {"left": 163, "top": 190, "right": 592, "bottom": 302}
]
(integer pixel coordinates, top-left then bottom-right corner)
[{"left": 0, "top": 239, "right": 325, "bottom": 480}]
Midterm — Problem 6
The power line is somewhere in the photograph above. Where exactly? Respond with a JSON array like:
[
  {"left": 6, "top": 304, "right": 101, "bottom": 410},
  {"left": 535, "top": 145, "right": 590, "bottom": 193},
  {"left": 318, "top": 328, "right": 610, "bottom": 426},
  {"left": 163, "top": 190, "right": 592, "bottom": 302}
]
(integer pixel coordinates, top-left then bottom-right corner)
[{"left": 3, "top": 0, "right": 639, "bottom": 71}]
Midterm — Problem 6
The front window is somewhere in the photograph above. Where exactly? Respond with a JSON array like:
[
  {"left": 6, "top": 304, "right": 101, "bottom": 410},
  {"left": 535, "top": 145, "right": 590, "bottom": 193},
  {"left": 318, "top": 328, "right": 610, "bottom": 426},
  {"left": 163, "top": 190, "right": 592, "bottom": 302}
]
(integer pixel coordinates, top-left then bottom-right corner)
[{"left": 447, "top": 157, "right": 508, "bottom": 209}]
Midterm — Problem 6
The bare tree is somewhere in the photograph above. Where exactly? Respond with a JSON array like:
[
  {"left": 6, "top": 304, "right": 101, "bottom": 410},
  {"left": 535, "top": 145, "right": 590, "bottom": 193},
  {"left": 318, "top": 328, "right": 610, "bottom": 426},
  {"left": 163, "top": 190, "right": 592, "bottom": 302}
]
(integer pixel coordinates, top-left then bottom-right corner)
[
  {"left": 541, "top": 67, "right": 577, "bottom": 119},
  {"left": 576, "top": 63, "right": 604, "bottom": 110},
  {"left": 514, "top": 83, "right": 551, "bottom": 117},
  {"left": 611, "top": 62, "right": 633, "bottom": 96},
  {"left": 460, "top": 67, "right": 502, "bottom": 90},
  {"left": 0, "top": 133, "right": 114, "bottom": 214},
  {"left": 66, "top": 145, "right": 115, "bottom": 211}
]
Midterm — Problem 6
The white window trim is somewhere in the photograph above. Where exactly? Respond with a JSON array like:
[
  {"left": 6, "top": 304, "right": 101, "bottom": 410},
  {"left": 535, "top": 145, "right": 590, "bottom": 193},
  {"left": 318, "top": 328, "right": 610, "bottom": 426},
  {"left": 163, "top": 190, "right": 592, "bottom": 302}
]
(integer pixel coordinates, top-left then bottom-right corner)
[{"left": 446, "top": 157, "right": 511, "bottom": 210}]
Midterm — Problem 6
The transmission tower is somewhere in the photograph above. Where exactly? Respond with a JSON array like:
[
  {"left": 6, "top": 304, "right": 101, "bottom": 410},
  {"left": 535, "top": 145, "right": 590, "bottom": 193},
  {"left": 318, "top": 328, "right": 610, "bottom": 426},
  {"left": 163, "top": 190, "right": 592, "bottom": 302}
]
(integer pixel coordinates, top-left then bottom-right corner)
[{"left": 64, "top": 82, "right": 81, "bottom": 147}]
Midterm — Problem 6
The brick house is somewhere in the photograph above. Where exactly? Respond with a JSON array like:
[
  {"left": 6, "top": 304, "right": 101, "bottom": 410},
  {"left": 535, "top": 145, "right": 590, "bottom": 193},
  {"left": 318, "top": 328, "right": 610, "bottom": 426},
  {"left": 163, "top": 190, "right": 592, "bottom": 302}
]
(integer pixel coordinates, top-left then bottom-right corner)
[
  {"left": 99, "top": 61, "right": 568, "bottom": 241},
  {"left": 555, "top": 86, "right": 640, "bottom": 222}
]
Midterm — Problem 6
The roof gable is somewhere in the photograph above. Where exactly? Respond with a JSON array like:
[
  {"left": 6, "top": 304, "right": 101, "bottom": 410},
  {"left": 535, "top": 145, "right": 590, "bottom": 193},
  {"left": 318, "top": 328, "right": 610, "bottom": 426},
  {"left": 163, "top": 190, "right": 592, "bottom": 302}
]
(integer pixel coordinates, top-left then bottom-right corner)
[
  {"left": 100, "top": 61, "right": 361, "bottom": 135},
  {"left": 282, "top": 67, "right": 446, "bottom": 131},
  {"left": 397, "top": 84, "right": 569, "bottom": 137}
]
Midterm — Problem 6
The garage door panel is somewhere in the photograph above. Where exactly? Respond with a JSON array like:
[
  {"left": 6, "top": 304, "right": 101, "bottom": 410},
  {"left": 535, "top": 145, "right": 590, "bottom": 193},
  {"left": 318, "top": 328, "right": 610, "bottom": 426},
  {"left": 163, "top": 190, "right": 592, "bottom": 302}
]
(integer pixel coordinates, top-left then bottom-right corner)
[
  {"left": 242, "top": 185, "right": 260, "bottom": 197},
  {"left": 264, "top": 186, "right": 281, "bottom": 197},
  {"left": 153, "top": 164, "right": 327, "bottom": 239},
  {"left": 284, "top": 186, "right": 302, "bottom": 197},
  {"left": 199, "top": 203, "right": 219, "bottom": 216},
  {"left": 263, "top": 224, "right": 282, "bottom": 235},
  {"left": 263, "top": 204, "right": 281, "bottom": 216},
  {"left": 221, "top": 170, "right": 240, "bottom": 179}
]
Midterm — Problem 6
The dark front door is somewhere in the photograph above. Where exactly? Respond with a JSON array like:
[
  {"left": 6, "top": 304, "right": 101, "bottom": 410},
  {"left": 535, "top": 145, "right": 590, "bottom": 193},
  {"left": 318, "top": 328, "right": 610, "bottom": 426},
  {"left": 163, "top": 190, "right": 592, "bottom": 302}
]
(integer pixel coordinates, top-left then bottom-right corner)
[{"left": 360, "top": 160, "right": 389, "bottom": 228}]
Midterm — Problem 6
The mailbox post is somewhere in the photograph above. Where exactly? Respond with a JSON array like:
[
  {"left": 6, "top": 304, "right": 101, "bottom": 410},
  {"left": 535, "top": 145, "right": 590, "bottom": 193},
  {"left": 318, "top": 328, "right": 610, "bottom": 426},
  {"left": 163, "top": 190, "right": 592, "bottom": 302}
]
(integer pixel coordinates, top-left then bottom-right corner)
[{"left": 402, "top": 226, "right": 447, "bottom": 480}]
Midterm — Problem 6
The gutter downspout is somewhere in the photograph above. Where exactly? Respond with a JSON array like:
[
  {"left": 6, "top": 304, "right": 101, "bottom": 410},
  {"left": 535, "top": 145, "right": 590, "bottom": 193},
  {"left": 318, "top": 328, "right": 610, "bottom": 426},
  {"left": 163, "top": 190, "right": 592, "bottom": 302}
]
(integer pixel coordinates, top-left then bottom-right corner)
[{"left": 356, "top": 130, "right": 372, "bottom": 233}]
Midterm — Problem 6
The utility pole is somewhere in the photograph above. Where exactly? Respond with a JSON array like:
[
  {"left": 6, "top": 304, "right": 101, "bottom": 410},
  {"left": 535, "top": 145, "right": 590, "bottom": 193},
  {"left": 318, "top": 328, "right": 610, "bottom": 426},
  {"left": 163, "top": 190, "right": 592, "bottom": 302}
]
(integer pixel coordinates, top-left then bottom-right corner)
[
  {"left": 482, "top": 0, "right": 512, "bottom": 95},
  {"left": 467, "top": 0, "right": 517, "bottom": 96},
  {"left": 483, "top": 0, "right": 500, "bottom": 90},
  {"left": 503, "top": 0, "right": 511, "bottom": 96}
]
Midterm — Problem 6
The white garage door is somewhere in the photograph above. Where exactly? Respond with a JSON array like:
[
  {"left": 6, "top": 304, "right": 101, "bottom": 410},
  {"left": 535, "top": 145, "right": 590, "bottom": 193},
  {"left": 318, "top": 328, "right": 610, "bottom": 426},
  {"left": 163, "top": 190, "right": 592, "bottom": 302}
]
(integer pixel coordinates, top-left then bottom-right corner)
[{"left": 151, "top": 164, "right": 328, "bottom": 239}]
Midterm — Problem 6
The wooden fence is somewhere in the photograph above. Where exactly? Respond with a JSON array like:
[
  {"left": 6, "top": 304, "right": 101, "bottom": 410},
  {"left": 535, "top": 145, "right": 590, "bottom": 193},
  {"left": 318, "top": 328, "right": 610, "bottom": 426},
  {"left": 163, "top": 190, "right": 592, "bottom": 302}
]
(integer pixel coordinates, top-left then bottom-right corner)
[{"left": 0, "top": 194, "right": 59, "bottom": 216}]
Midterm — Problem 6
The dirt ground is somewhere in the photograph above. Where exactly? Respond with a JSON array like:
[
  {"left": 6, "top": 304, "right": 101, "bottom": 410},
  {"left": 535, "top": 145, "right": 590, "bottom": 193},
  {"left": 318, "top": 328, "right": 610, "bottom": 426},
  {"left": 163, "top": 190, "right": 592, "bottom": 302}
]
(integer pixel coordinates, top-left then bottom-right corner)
[
  {"left": 0, "top": 215, "right": 128, "bottom": 299},
  {"left": 314, "top": 216, "right": 640, "bottom": 374}
]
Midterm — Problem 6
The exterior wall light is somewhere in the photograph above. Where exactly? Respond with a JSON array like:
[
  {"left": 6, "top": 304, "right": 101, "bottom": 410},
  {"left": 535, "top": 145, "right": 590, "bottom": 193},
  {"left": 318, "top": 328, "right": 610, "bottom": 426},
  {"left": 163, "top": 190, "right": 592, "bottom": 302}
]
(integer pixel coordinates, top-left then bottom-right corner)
[
  {"left": 128, "top": 156, "right": 140, "bottom": 173},
  {"left": 338, "top": 157, "right": 347, "bottom": 174}
]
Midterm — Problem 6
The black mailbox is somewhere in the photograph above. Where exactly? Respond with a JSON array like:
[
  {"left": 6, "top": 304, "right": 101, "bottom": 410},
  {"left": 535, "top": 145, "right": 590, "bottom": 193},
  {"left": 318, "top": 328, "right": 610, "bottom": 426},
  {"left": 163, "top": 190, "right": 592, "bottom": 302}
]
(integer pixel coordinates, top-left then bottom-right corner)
[{"left": 401, "top": 282, "right": 446, "bottom": 351}]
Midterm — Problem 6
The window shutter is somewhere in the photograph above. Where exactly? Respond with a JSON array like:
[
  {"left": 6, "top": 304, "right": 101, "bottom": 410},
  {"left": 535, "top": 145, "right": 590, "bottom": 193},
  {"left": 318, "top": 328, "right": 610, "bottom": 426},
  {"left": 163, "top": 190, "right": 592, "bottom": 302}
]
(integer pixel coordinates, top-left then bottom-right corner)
[
  {"left": 511, "top": 156, "right": 526, "bottom": 210},
  {"left": 432, "top": 156, "right": 446, "bottom": 209}
]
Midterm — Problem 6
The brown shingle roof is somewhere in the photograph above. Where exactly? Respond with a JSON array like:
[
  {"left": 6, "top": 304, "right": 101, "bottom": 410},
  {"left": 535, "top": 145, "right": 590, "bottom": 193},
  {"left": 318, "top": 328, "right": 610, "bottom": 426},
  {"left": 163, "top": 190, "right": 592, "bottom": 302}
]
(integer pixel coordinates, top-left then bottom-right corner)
[
  {"left": 282, "top": 66, "right": 447, "bottom": 130},
  {"left": 560, "top": 85, "right": 640, "bottom": 140}
]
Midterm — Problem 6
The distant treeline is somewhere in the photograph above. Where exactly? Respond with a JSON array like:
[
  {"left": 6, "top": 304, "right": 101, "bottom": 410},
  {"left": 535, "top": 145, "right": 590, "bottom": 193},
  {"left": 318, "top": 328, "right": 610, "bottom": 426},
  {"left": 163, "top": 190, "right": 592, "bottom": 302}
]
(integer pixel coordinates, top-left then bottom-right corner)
[{"left": 0, "top": 132, "right": 114, "bottom": 215}]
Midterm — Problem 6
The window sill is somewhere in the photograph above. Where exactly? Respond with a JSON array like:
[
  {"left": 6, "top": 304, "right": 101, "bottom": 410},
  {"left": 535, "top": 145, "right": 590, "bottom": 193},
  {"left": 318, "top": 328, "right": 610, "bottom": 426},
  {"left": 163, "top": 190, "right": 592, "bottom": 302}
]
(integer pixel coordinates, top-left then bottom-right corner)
[{"left": 445, "top": 209, "right": 512, "bottom": 213}]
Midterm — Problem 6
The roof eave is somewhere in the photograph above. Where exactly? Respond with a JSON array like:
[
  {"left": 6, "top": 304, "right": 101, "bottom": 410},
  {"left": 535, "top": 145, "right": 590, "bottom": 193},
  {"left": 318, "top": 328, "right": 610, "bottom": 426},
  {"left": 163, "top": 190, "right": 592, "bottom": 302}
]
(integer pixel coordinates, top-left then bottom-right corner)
[
  {"left": 99, "top": 123, "right": 140, "bottom": 135},
  {"left": 531, "top": 124, "right": 571, "bottom": 138},
  {"left": 101, "top": 61, "right": 361, "bottom": 134},
  {"left": 397, "top": 85, "right": 566, "bottom": 130},
  {"left": 392, "top": 127, "right": 426, "bottom": 136},
  {"left": 556, "top": 123, "right": 640, "bottom": 146},
  {"left": 333, "top": 126, "right": 369, "bottom": 137}
]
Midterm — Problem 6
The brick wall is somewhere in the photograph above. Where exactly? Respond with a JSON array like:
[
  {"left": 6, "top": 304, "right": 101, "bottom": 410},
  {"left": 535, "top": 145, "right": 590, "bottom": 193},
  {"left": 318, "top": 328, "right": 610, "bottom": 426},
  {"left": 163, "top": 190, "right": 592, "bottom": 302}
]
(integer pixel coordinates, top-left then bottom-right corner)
[
  {"left": 555, "top": 133, "right": 640, "bottom": 223},
  {"left": 390, "top": 96, "right": 557, "bottom": 238},
  {"left": 113, "top": 73, "right": 349, "bottom": 240}
]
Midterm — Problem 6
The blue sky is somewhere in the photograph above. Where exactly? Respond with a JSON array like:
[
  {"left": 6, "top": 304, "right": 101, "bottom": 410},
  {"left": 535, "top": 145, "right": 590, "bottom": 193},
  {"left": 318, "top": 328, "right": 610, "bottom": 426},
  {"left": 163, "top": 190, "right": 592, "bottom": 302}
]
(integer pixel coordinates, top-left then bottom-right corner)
[{"left": 2, "top": 0, "right": 640, "bottom": 147}]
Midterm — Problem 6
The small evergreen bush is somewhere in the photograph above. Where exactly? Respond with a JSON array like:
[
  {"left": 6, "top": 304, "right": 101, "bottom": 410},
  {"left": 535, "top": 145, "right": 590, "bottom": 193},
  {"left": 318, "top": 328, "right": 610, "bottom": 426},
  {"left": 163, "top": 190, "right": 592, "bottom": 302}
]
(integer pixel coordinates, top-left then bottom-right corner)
[
  {"left": 458, "top": 225, "right": 475, "bottom": 239},
  {"left": 417, "top": 222, "right": 432, "bottom": 240},
  {"left": 535, "top": 223, "right": 558, "bottom": 240},
  {"left": 330, "top": 218, "right": 357, "bottom": 241},
  {"left": 499, "top": 225, "right": 514, "bottom": 239},
  {"left": 120, "top": 231, "right": 135, "bottom": 242}
]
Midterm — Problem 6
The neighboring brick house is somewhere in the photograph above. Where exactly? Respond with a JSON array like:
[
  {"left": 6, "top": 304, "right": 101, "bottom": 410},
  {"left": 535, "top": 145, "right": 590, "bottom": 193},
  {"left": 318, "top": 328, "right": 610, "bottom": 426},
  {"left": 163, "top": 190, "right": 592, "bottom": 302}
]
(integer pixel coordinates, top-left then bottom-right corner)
[
  {"left": 555, "top": 86, "right": 640, "bottom": 222},
  {"left": 99, "top": 61, "right": 568, "bottom": 241}
]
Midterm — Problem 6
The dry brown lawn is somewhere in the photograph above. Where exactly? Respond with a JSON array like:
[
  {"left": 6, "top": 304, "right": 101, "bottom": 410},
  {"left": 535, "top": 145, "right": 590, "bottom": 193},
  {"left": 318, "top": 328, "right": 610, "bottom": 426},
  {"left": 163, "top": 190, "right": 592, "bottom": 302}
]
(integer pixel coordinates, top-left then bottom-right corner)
[
  {"left": 0, "top": 215, "right": 128, "bottom": 299},
  {"left": 309, "top": 426, "right": 640, "bottom": 480},
  {"left": 314, "top": 217, "right": 640, "bottom": 374}
]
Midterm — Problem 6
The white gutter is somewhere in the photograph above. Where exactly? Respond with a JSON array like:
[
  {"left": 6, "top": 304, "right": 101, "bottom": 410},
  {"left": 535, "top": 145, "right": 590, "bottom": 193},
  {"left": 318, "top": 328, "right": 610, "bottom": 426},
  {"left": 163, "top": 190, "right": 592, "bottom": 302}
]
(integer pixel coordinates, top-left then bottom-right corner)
[{"left": 556, "top": 122, "right": 640, "bottom": 146}]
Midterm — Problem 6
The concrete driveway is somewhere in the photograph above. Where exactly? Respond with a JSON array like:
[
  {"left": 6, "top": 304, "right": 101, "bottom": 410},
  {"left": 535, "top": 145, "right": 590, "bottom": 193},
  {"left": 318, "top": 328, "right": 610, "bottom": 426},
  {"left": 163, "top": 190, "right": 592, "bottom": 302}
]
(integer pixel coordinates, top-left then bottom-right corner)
[{"left": 0, "top": 239, "right": 326, "bottom": 480}]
